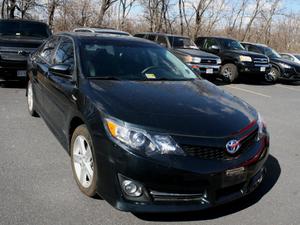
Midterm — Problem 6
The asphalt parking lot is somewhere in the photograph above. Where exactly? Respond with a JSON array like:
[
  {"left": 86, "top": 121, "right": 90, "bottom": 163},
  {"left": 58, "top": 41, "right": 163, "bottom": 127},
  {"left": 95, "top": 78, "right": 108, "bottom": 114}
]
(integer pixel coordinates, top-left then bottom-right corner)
[{"left": 0, "top": 79, "right": 299, "bottom": 225}]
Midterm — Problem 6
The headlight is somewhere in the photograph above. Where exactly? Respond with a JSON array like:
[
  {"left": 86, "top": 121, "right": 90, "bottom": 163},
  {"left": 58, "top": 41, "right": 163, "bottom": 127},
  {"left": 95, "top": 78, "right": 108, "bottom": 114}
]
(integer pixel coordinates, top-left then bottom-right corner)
[
  {"left": 217, "top": 58, "right": 222, "bottom": 64},
  {"left": 183, "top": 55, "right": 201, "bottom": 64},
  {"left": 104, "top": 118, "right": 185, "bottom": 156},
  {"left": 279, "top": 63, "right": 291, "bottom": 69},
  {"left": 239, "top": 55, "right": 252, "bottom": 62},
  {"left": 257, "top": 113, "right": 266, "bottom": 141}
]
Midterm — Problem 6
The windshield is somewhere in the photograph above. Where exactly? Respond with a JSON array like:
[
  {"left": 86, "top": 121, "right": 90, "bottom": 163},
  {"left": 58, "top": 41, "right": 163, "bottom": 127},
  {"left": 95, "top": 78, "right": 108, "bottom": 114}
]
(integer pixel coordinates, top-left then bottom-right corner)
[
  {"left": 219, "top": 39, "right": 245, "bottom": 50},
  {"left": 263, "top": 47, "right": 281, "bottom": 58},
  {"left": 79, "top": 39, "right": 198, "bottom": 81},
  {"left": 295, "top": 55, "right": 300, "bottom": 60},
  {"left": 168, "top": 36, "right": 198, "bottom": 49},
  {"left": 0, "top": 21, "right": 50, "bottom": 38}
]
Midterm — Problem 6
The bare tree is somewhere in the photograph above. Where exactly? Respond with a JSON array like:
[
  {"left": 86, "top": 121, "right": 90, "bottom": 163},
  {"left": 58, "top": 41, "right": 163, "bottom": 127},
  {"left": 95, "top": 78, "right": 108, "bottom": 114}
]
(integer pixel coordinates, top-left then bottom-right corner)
[
  {"left": 193, "top": 0, "right": 214, "bottom": 39},
  {"left": 98, "top": 0, "right": 117, "bottom": 26},
  {"left": 118, "top": 0, "right": 136, "bottom": 29}
]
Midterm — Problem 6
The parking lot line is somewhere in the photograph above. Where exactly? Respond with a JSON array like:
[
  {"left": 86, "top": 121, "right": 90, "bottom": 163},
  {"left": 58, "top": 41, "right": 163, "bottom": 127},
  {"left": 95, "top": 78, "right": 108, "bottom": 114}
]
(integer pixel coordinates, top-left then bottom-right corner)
[
  {"left": 227, "top": 86, "right": 271, "bottom": 98},
  {"left": 276, "top": 84, "right": 300, "bottom": 92}
]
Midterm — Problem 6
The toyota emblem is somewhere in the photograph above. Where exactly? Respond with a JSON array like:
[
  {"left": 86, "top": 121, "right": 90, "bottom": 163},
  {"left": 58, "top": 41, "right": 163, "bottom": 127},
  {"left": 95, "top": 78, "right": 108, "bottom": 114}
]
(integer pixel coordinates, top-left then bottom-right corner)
[{"left": 226, "top": 139, "right": 241, "bottom": 154}]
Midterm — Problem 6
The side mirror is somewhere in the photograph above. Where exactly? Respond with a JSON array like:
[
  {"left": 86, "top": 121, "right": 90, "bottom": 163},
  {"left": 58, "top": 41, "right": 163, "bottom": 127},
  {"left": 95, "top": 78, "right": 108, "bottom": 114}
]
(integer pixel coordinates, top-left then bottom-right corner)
[
  {"left": 49, "top": 64, "right": 72, "bottom": 78},
  {"left": 159, "top": 42, "right": 167, "bottom": 48},
  {"left": 208, "top": 45, "right": 220, "bottom": 53}
]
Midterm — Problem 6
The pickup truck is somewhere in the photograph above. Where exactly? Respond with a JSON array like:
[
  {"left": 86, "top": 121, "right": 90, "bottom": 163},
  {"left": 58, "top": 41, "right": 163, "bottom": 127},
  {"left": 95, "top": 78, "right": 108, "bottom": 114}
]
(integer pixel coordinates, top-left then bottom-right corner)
[
  {"left": 134, "top": 32, "right": 221, "bottom": 78},
  {"left": 0, "top": 19, "right": 51, "bottom": 81},
  {"left": 195, "top": 36, "right": 271, "bottom": 83}
]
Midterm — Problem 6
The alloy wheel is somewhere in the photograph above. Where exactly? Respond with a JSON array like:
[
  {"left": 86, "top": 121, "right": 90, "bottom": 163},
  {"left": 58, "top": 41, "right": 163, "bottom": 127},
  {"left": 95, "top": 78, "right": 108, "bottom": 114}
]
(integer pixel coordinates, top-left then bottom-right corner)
[{"left": 72, "top": 135, "right": 94, "bottom": 188}]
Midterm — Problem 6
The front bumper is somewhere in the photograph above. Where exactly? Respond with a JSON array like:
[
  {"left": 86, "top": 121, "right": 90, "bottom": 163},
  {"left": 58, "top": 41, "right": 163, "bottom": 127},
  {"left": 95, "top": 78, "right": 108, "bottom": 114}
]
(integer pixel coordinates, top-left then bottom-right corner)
[
  {"left": 188, "top": 63, "right": 221, "bottom": 76},
  {"left": 281, "top": 67, "right": 300, "bottom": 81},
  {"left": 93, "top": 133, "right": 270, "bottom": 213},
  {"left": 238, "top": 62, "right": 271, "bottom": 74}
]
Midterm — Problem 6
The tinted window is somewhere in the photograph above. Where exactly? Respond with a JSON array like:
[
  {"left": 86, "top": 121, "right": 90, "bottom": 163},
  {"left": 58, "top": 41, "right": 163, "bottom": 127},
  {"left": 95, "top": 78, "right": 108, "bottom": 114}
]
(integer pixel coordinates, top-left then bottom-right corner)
[
  {"left": 40, "top": 37, "right": 59, "bottom": 64},
  {"left": 168, "top": 36, "right": 198, "bottom": 49},
  {"left": 204, "top": 38, "right": 218, "bottom": 50},
  {"left": 248, "top": 45, "right": 261, "bottom": 54},
  {"left": 134, "top": 34, "right": 145, "bottom": 38},
  {"left": 218, "top": 39, "right": 244, "bottom": 50},
  {"left": 147, "top": 34, "right": 156, "bottom": 41},
  {"left": 195, "top": 37, "right": 205, "bottom": 48},
  {"left": 0, "top": 20, "right": 50, "bottom": 38},
  {"left": 54, "top": 38, "right": 75, "bottom": 72},
  {"left": 281, "top": 54, "right": 293, "bottom": 61},
  {"left": 156, "top": 36, "right": 168, "bottom": 47},
  {"left": 79, "top": 39, "right": 197, "bottom": 81},
  {"left": 262, "top": 46, "right": 281, "bottom": 59}
]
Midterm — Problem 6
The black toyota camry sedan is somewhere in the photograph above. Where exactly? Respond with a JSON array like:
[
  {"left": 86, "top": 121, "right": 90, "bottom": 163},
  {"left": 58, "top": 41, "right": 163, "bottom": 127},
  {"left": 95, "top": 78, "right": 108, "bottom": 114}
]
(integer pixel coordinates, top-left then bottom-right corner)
[{"left": 26, "top": 33, "right": 269, "bottom": 213}]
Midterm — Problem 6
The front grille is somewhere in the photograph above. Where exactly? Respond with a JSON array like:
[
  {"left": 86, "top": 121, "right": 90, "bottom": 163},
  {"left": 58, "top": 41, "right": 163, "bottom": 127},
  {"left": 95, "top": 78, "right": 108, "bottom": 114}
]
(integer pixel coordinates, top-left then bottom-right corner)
[
  {"left": 150, "top": 190, "right": 209, "bottom": 203},
  {"left": 182, "top": 129, "right": 258, "bottom": 161},
  {"left": 253, "top": 57, "right": 268, "bottom": 65},
  {"left": 201, "top": 58, "right": 217, "bottom": 65}
]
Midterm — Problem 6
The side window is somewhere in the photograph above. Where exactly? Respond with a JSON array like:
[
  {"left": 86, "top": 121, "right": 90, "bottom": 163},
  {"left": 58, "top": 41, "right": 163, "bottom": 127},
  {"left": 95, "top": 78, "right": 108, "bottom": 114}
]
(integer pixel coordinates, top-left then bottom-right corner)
[
  {"left": 248, "top": 45, "right": 261, "bottom": 54},
  {"left": 281, "top": 54, "right": 293, "bottom": 61},
  {"left": 134, "top": 34, "right": 144, "bottom": 38},
  {"left": 156, "top": 35, "right": 168, "bottom": 47},
  {"left": 195, "top": 38, "right": 205, "bottom": 48},
  {"left": 40, "top": 37, "right": 59, "bottom": 64},
  {"left": 147, "top": 34, "right": 156, "bottom": 41},
  {"left": 53, "top": 37, "right": 75, "bottom": 73},
  {"left": 204, "top": 38, "right": 218, "bottom": 50}
]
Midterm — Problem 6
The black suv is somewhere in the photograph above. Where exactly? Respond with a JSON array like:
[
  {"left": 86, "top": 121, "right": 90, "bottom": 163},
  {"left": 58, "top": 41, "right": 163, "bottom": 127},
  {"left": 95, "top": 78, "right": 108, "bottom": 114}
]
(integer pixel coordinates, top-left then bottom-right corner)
[
  {"left": 0, "top": 19, "right": 51, "bottom": 81},
  {"left": 135, "top": 33, "right": 221, "bottom": 78},
  {"left": 242, "top": 42, "right": 300, "bottom": 82},
  {"left": 195, "top": 37, "right": 271, "bottom": 82}
]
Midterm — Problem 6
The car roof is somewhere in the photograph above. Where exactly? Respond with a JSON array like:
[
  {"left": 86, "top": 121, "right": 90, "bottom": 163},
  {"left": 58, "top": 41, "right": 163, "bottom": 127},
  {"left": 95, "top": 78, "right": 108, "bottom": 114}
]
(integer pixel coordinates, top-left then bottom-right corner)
[
  {"left": 241, "top": 42, "right": 268, "bottom": 48},
  {"left": 0, "top": 19, "right": 48, "bottom": 25},
  {"left": 135, "top": 32, "right": 190, "bottom": 39},
  {"left": 197, "top": 36, "right": 237, "bottom": 40},
  {"left": 73, "top": 28, "right": 130, "bottom": 35},
  {"left": 57, "top": 32, "right": 159, "bottom": 46}
]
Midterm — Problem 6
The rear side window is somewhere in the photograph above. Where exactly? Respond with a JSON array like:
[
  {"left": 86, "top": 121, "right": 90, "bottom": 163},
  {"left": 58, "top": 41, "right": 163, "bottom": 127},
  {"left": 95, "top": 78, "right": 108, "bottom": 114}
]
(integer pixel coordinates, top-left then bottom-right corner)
[
  {"left": 40, "top": 37, "right": 60, "bottom": 64},
  {"left": 147, "top": 34, "right": 156, "bottom": 41},
  {"left": 248, "top": 45, "right": 261, "bottom": 54},
  {"left": 54, "top": 37, "right": 75, "bottom": 73},
  {"left": 203, "top": 38, "right": 218, "bottom": 50},
  {"left": 156, "top": 36, "right": 168, "bottom": 47}
]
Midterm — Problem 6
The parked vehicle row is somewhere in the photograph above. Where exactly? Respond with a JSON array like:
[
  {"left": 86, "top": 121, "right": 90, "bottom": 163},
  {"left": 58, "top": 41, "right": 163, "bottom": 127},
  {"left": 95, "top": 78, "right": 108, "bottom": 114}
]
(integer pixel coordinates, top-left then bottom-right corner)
[{"left": 134, "top": 32, "right": 222, "bottom": 77}]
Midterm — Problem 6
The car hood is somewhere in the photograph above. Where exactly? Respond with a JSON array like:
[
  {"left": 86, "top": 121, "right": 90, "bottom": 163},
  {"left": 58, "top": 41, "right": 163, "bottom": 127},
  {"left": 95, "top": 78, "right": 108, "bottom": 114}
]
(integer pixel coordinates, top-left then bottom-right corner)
[
  {"left": 174, "top": 48, "right": 219, "bottom": 58},
  {"left": 88, "top": 79, "right": 257, "bottom": 137},
  {"left": 271, "top": 57, "right": 300, "bottom": 67},
  {"left": 226, "top": 49, "right": 267, "bottom": 58}
]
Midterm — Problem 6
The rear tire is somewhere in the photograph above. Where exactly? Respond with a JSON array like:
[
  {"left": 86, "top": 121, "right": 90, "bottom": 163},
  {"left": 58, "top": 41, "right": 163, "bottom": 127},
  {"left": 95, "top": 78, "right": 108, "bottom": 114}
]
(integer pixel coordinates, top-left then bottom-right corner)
[
  {"left": 221, "top": 63, "right": 238, "bottom": 83},
  {"left": 71, "top": 124, "right": 98, "bottom": 197},
  {"left": 265, "top": 67, "right": 280, "bottom": 83},
  {"left": 27, "top": 79, "right": 38, "bottom": 117}
]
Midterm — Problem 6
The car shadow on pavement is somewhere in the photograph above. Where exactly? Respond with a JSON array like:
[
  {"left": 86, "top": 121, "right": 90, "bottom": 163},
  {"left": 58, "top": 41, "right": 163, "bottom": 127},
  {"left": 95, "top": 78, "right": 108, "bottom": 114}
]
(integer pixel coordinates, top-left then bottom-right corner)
[{"left": 134, "top": 154, "right": 280, "bottom": 222}]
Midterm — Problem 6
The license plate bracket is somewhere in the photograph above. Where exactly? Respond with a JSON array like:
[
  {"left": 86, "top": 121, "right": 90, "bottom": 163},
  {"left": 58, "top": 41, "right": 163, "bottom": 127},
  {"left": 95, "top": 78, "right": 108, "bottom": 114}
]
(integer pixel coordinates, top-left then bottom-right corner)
[
  {"left": 206, "top": 68, "right": 213, "bottom": 74},
  {"left": 17, "top": 70, "right": 26, "bottom": 77}
]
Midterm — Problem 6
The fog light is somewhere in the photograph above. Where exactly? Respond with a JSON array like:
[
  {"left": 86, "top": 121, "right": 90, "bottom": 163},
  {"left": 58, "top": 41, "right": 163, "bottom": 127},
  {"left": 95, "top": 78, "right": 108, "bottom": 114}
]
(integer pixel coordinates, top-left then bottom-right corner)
[{"left": 121, "top": 180, "right": 143, "bottom": 197}]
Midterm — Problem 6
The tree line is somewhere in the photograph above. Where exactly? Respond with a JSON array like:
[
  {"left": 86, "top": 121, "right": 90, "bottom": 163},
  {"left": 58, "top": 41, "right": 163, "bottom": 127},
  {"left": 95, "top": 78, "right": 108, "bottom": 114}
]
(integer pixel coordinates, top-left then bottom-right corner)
[{"left": 1, "top": 0, "right": 299, "bottom": 52}]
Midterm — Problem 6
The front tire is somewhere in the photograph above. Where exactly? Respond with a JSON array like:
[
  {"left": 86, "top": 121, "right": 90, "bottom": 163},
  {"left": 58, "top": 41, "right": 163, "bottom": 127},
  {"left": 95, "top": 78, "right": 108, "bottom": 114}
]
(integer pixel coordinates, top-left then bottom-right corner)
[
  {"left": 71, "top": 125, "right": 98, "bottom": 197},
  {"left": 265, "top": 67, "right": 280, "bottom": 83},
  {"left": 27, "top": 79, "right": 38, "bottom": 117},
  {"left": 221, "top": 63, "right": 238, "bottom": 83}
]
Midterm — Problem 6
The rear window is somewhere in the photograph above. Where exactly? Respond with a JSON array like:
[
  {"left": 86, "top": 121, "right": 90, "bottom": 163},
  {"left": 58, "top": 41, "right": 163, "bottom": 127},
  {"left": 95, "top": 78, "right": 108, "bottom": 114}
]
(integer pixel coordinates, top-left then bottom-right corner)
[{"left": 0, "top": 21, "right": 51, "bottom": 38}]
